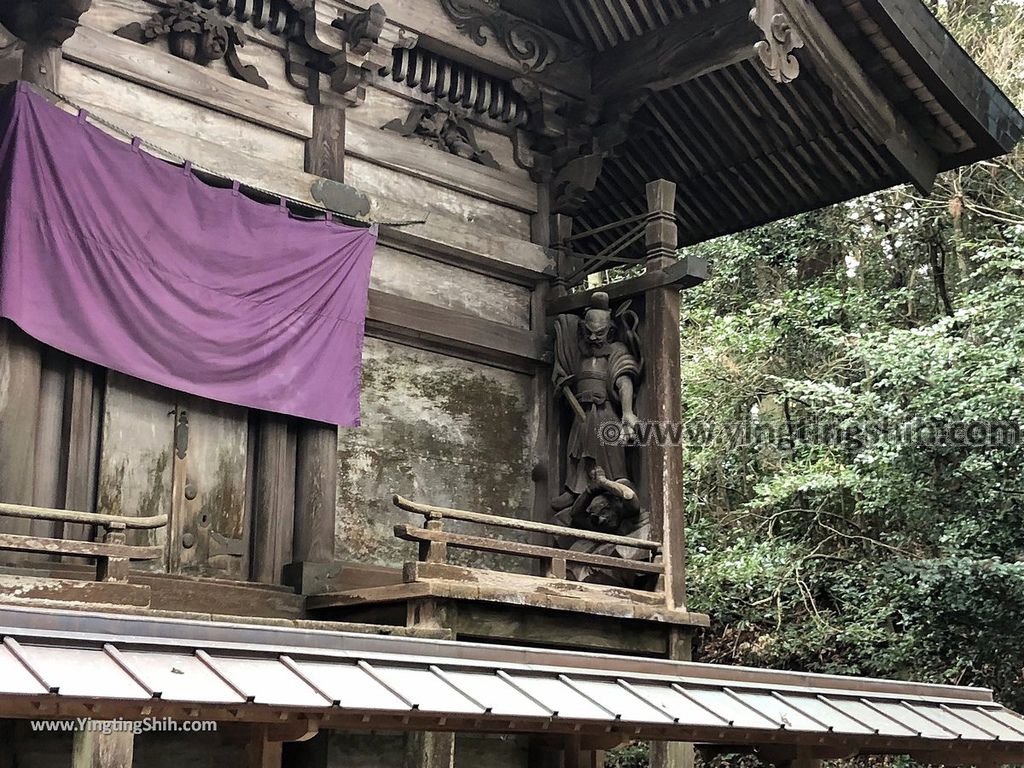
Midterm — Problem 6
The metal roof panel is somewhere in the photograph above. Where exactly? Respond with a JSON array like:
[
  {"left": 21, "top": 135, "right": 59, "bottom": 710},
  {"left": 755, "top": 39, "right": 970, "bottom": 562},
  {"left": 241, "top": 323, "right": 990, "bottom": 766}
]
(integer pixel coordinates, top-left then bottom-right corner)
[{"left": 116, "top": 650, "right": 243, "bottom": 704}]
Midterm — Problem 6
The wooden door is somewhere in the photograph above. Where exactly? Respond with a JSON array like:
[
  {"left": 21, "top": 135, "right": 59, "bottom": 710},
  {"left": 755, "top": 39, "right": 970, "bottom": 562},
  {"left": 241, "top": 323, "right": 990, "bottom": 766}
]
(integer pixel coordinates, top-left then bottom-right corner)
[
  {"left": 97, "top": 374, "right": 249, "bottom": 579},
  {"left": 168, "top": 396, "right": 248, "bottom": 578}
]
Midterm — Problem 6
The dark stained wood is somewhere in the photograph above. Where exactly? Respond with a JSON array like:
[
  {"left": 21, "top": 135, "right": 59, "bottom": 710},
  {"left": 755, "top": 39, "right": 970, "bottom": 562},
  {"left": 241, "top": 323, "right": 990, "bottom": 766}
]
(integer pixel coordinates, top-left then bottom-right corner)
[
  {"left": 776, "top": 0, "right": 938, "bottom": 193},
  {"left": 591, "top": 0, "right": 761, "bottom": 96},
  {"left": 294, "top": 101, "right": 344, "bottom": 573},
  {"left": 545, "top": 256, "right": 707, "bottom": 315},
  {"left": 245, "top": 726, "right": 284, "bottom": 768},
  {"left": 637, "top": 181, "right": 687, "bottom": 612},
  {"left": 293, "top": 421, "right": 337, "bottom": 565},
  {"left": 305, "top": 104, "right": 346, "bottom": 183},
  {"left": 61, "top": 360, "right": 104, "bottom": 542},
  {"left": 452, "top": 602, "right": 670, "bottom": 654}
]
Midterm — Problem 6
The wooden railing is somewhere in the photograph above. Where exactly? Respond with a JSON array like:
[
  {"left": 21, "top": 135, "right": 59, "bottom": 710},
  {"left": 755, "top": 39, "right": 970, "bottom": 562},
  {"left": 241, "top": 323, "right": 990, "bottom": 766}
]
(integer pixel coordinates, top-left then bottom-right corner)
[
  {"left": 392, "top": 494, "right": 662, "bottom": 581},
  {"left": 0, "top": 502, "right": 167, "bottom": 582}
]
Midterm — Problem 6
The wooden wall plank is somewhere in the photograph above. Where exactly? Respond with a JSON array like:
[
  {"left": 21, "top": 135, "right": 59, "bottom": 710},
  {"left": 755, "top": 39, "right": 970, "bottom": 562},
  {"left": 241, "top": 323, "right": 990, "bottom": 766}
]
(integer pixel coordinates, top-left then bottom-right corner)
[
  {"left": 61, "top": 62, "right": 305, "bottom": 169},
  {"left": 345, "top": 120, "right": 539, "bottom": 213},
  {"left": 62, "top": 25, "right": 313, "bottom": 138},
  {"left": 0, "top": 323, "right": 41, "bottom": 536},
  {"left": 371, "top": 245, "right": 533, "bottom": 331},
  {"left": 45, "top": 91, "right": 553, "bottom": 280},
  {"left": 346, "top": 156, "right": 533, "bottom": 240},
  {"left": 367, "top": 290, "right": 544, "bottom": 370}
]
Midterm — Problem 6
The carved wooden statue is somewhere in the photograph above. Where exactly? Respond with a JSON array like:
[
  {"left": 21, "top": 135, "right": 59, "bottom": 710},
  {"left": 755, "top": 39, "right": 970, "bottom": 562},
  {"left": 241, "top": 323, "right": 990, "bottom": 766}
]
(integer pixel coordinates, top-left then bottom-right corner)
[{"left": 551, "top": 292, "right": 650, "bottom": 584}]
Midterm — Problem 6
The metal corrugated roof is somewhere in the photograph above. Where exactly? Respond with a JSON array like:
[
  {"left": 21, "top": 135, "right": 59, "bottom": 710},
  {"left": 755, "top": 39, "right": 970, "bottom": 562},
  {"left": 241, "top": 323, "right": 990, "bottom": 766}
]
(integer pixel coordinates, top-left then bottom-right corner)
[{"left": 0, "top": 606, "right": 1022, "bottom": 761}]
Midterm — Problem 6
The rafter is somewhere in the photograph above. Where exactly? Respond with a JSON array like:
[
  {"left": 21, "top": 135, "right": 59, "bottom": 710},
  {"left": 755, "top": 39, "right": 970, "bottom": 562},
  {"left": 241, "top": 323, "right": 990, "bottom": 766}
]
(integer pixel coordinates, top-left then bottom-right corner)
[{"left": 775, "top": 0, "right": 938, "bottom": 193}]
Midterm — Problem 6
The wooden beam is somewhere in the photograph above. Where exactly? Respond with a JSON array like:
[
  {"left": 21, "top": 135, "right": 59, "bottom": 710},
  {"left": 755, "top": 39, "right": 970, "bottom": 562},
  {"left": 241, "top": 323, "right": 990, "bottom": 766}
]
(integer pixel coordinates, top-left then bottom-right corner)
[
  {"left": 775, "top": 0, "right": 938, "bottom": 193},
  {"left": 62, "top": 26, "right": 313, "bottom": 138},
  {"left": 545, "top": 256, "right": 707, "bottom": 315},
  {"left": 0, "top": 532, "right": 162, "bottom": 561},
  {"left": 591, "top": 0, "right": 761, "bottom": 96},
  {"left": 638, "top": 181, "right": 687, "bottom": 613},
  {"left": 366, "top": 290, "right": 545, "bottom": 369},
  {"left": 393, "top": 524, "right": 664, "bottom": 575}
]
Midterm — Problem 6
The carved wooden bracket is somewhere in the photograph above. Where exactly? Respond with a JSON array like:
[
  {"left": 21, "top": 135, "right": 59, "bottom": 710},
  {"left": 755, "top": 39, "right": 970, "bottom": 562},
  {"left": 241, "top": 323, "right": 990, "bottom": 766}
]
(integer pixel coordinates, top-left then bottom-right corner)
[
  {"left": 512, "top": 78, "right": 648, "bottom": 214},
  {"left": 382, "top": 104, "right": 499, "bottom": 168},
  {"left": 438, "top": 0, "right": 584, "bottom": 73},
  {"left": 750, "top": 0, "right": 803, "bottom": 84},
  {"left": 115, "top": 0, "right": 268, "bottom": 88},
  {"left": 287, "top": 5, "right": 416, "bottom": 107}
]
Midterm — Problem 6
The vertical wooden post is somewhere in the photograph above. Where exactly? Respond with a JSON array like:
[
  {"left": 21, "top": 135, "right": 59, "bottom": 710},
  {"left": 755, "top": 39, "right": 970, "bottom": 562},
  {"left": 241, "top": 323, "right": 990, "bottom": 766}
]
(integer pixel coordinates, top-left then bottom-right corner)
[
  {"left": 292, "top": 84, "right": 345, "bottom": 576},
  {"left": 251, "top": 413, "right": 296, "bottom": 584},
  {"left": 405, "top": 598, "right": 456, "bottom": 768},
  {"left": 637, "top": 180, "right": 686, "bottom": 612},
  {"left": 649, "top": 628, "right": 694, "bottom": 768},
  {"left": 246, "top": 726, "right": 284, "bottom": 768},
  {"left": 71, "top": 728, "right": 134, "bottom": 768}
]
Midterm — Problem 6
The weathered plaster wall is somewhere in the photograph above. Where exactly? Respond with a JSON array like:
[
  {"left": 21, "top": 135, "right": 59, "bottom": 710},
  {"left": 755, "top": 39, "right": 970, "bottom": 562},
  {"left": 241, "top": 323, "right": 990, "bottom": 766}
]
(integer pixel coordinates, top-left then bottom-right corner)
[{"left": 336, "top": 338, "right": 537, "bottom": 572}]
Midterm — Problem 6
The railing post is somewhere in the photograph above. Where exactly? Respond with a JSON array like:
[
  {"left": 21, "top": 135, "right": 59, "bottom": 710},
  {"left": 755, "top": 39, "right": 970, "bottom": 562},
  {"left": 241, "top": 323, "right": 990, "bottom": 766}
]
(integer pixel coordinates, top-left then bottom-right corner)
[
  {"left": 541, "top": 556, "right": 567, "bottom": 579},
  {"left": 420, "top": 513, "right": 448, "bottom": 564},
  {"left": 96, "top": 522, "right": 129, "bottom": 583}
]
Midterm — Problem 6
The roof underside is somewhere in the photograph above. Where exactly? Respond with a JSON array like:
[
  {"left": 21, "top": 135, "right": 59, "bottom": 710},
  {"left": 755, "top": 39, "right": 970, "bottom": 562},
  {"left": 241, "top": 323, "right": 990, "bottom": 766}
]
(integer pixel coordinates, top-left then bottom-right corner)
[
  {"left": 1, "top": 606, "right": 1024, "bottom": 763},
  {"left": 520, "top": 0, "right": 1024, "bottom": 251}
]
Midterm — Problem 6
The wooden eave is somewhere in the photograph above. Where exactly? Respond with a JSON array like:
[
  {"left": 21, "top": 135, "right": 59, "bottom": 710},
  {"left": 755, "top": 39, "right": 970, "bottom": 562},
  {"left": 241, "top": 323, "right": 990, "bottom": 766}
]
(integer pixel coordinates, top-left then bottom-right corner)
[{"left": 543, "top": 0, "right": 1024, "bottom": 252}]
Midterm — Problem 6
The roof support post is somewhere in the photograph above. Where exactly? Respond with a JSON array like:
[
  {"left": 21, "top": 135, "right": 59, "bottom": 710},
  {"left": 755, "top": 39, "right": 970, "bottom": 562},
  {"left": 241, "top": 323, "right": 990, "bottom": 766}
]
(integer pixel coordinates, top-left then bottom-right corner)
[
  {"left": 246, "top": 725, "right": 284, "bottom": 768},
  {"left": 637, "top": 180, "right": 687, "bottom": 613}
]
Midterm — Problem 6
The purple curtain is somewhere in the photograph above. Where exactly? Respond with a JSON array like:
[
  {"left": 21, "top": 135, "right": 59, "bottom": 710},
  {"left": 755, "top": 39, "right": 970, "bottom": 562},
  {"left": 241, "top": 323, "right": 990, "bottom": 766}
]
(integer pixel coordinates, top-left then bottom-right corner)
[{"left": 0, "top": 82, "right": 376, "bottom": 426}]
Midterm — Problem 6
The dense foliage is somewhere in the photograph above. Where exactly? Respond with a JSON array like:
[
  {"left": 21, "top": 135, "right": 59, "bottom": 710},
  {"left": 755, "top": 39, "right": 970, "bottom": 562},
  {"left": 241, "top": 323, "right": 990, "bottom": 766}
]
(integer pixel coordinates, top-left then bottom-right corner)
[{"left": 680, "top": 0, "right": 1024, "bottom": 710}]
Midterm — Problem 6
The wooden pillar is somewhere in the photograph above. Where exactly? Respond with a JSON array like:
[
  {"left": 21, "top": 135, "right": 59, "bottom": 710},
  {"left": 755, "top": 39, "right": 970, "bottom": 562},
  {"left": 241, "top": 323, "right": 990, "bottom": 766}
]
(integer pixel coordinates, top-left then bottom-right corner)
[
  {"left": 291, "top": 87, "right": 345, "bottom": 576},
  {"left": 251, "top": 413, "right": 296, "bottom": 584},
  {"left": 637, "top": 180, "right": 686, "bottom": 611},
  {"left": 405, "top": 599, "right": 456, "bottom": 768},
  {"left": 246, "top": 726, "right": 284, "bottom": 768},
  {"left": 71, "top": 728, "right": 134, "bottom": 768},
  {"left": 650, "top": 629, "right": 694, "bottom": 768}
]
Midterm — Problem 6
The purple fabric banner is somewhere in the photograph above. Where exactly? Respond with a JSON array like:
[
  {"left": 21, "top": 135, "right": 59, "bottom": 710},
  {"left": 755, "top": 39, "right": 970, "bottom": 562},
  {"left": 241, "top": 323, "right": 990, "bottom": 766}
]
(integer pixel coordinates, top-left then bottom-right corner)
[{"left": 0, "top": 82, "right": 376, "bottom": 426}]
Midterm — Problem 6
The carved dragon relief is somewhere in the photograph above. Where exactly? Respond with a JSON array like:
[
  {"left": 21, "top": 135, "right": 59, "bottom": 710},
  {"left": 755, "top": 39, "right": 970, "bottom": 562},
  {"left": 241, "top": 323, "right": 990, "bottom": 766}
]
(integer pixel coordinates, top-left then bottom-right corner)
[
  {"left": 750, "top": 0, "right": 804, "bottom": 84},
  {"left": 438, "top": 0, "right": 584, "bottom": 73}
]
